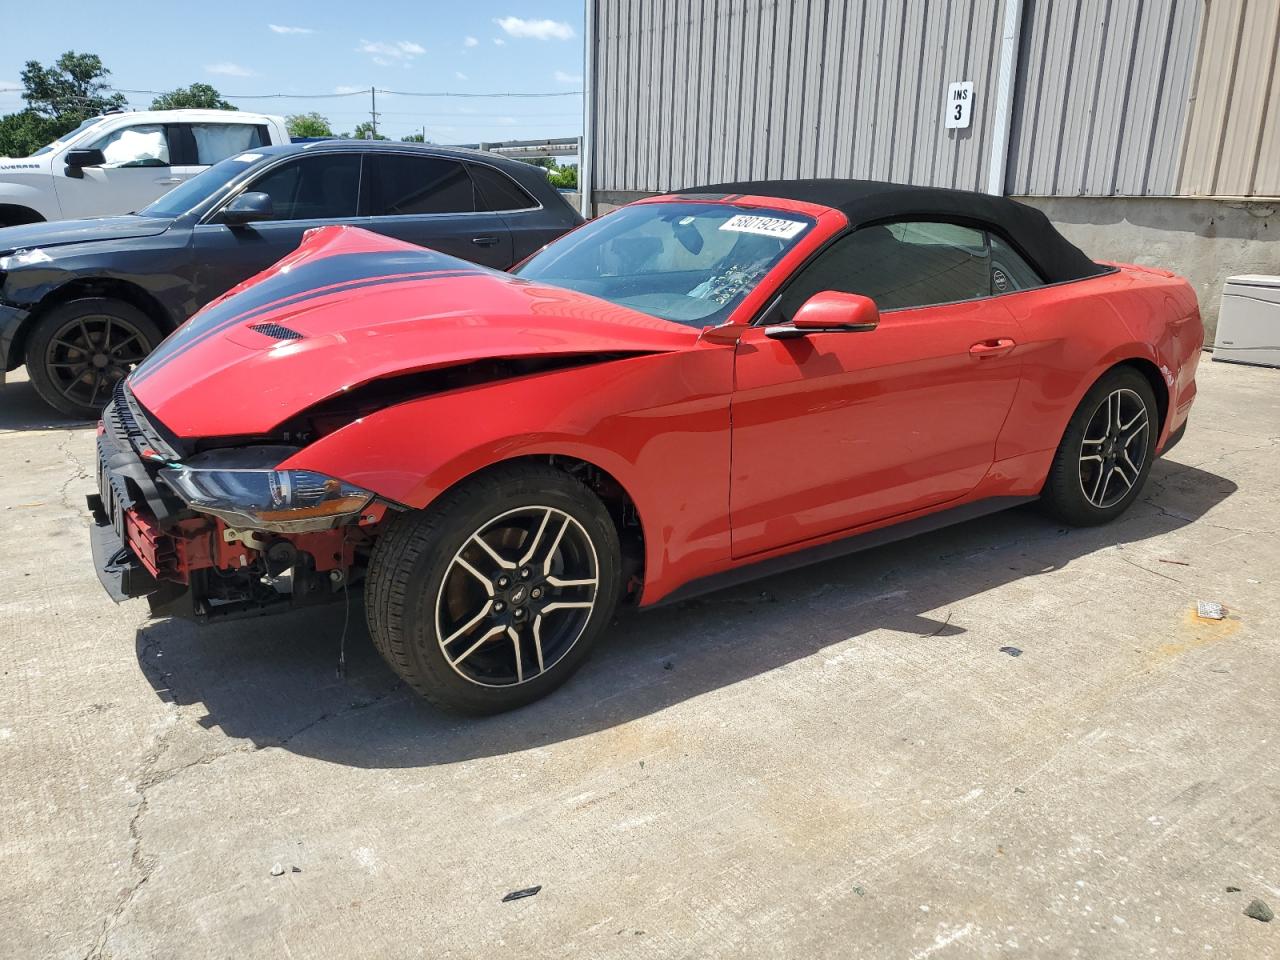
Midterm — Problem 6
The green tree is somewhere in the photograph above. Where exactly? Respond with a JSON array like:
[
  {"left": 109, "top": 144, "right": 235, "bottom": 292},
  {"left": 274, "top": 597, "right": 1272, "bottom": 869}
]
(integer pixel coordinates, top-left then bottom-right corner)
[
  {"left": 0, "top": 110, "right": 64, "bottom": 158},
  {"left": 400, "top": 132, "right": 426, "bottom": 143},
  {"left": 349, "top": 121, "right": 388, "bottom": 141},
  {"left": 286, "top": 112, "right": 334, "bottom": 138},
  {"left": 150, "top": 83, "right": 235, "bottom": 111},
  {"left": 548, "top": 164, "right": 578, "bottom": 189},
  {"left": 20, "top": 51, "right": 126, "bottom": 120},
  {"left": 0, "top": 51, "right": 126, "bottom": 157}
]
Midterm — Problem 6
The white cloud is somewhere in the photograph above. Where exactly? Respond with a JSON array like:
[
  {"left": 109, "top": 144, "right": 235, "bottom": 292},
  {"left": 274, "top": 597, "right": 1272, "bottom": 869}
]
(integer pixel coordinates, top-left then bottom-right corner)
[
  {"left": 334, "top": 85, "right": 366, "bottom": 94},
  {"left": 494, "top": 16, "right": 575, "bottom": 40},
  {"left": 455, "top": 72, "right": 468, "bottom": 81},
  {"left": 554, "top": 70, "right": 583, "bottom": 84},
  {"left": 464, "top": 36, "right": 479, "bottom": 47},
  {"left": 269, "top": 24, "right": 313, "bottom": 35},
  {"left": 493, "top": 37, "right": 506, "bottom": 46},
  {"left": 206, "top": 62, "right": 256, "bottom": 77},
  {"left": 357, "top": 39, "right": 425, "bottom": 66}
]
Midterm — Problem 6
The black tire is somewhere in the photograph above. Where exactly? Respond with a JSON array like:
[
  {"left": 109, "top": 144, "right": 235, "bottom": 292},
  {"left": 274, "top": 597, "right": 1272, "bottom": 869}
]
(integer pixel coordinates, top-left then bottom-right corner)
[
  {"left": 1041, "top": 366, "right": 1159, "bottom": 526},
  {"left": 365, "top": 463, "right": 623, "bottom": 714},
  {"left": 26, "top": 297, "right": 163, "bottom": 419}
]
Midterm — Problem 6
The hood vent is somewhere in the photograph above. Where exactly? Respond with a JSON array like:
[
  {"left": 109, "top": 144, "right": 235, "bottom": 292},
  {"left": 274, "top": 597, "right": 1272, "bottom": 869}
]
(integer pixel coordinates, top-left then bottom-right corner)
[{"left": 247, "top": 322, "right": 303, "bottom": 341}]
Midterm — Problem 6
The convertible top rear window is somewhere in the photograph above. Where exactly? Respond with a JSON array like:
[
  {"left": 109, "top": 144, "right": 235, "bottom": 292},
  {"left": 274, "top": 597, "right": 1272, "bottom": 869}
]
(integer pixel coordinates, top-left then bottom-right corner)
[{"left": 514, "top": 202, "right": 813, "bottom": 327}]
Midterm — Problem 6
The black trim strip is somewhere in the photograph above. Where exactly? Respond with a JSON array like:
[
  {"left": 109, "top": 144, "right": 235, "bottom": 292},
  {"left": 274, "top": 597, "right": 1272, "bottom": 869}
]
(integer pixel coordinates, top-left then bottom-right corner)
[{"left": 652, "top": 496, "right": 1037, "bottom": 608}]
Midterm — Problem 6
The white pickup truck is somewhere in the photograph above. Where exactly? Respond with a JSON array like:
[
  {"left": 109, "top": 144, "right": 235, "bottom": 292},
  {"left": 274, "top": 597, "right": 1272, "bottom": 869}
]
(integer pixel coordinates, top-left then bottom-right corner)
[{"left": 0, "top": 109, "right": 291, "bottom": 226}]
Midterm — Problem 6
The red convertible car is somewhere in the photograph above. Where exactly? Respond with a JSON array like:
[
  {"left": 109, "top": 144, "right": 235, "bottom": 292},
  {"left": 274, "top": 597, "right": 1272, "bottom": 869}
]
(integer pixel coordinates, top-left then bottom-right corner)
[{"left": 89, "top": 180, "right": 1202, "bottom": 713}]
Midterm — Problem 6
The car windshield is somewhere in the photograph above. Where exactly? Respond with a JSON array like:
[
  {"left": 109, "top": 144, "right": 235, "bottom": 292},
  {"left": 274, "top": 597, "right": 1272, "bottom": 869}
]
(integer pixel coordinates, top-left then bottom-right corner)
[
  {"left": 26, "top": 117, "right": 108, "bottom": 157},
  {"left": 513, "top": 202, "right": 814, "bottom": 327},
  {"left": 138, "top": 152, "right": 264, "bottom": 218}
]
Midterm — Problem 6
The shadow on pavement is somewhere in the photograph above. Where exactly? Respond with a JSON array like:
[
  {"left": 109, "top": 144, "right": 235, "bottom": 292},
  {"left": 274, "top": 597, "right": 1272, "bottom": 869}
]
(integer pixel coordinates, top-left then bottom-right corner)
[
  {"left": 0, "top": 378, "right": 93, "bottom": 433},
  {"left": 134, "top": 458, "right": 1236, "bottom": 768}
]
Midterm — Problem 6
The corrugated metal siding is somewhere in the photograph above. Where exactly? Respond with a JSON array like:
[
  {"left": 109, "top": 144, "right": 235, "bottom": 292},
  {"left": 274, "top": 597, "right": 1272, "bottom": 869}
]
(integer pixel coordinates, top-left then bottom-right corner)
[
  {"left": 591, "top": 0, "right": 1003, "bottom": 194},
  {"left": 1006, "top": 0, "right": 1202, "bottom": 196},
  {"left": 1178, "top": 0, "right": 1280, "bottom": 197},
  {"left": 592, "top": 0, "right": 1279, "bottom": 200}
]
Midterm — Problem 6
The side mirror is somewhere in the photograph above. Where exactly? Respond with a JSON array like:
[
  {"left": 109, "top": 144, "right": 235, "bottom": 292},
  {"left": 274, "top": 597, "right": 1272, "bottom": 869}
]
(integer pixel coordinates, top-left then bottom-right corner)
[
  {"left": 64, "top": 148, "right": 105, "bottom": 178},
  {"left": 765, "top": 291, "right": 880, "bottom": 339},
  {"left": 220, "top": 192, "right": 274, "bottom": 226}
]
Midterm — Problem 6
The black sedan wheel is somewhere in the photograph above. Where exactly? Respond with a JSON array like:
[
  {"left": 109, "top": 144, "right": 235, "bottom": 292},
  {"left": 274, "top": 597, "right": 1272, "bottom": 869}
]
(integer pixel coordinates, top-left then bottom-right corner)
[
  {"left": 365, "top": 463, "right": 622, "bottom": 714},
  {"left": 27, "top": 298, "right": 163, "bottom": 419},
  {"left": 1042, "top": 366, "right": 1159, "bottom": 526}
]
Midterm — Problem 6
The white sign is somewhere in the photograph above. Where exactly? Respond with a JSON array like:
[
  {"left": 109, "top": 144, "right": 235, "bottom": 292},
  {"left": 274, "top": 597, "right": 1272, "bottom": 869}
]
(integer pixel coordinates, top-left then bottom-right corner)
[
  {"left": 719, "top": 214, "right": 808, "bottom": 239},
  {"left": 945, "top": 81, "right": 974, "bottom": 129}
]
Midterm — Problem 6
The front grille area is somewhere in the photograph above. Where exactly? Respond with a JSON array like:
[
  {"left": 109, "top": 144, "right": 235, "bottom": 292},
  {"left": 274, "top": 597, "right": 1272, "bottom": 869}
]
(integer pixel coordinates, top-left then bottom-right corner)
[
  {"left": 106, "top": 380, "right": 181, "bottom": 460},
  {"left": 247, "top": 321, "right": 303, "bottom": 341}
]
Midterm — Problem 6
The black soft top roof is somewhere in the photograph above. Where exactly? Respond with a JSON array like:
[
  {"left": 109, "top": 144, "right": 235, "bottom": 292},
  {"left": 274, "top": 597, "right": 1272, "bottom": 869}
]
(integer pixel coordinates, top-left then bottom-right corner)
[{"left": 679, "top": 178, "right": 1104, "bottom": 284}]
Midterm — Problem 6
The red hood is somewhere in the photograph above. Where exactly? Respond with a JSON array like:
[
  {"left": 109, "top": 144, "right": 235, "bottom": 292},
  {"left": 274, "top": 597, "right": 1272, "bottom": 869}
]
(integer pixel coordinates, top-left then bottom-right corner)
[{"left": 128, "top": 226, "right": 698, "bottom": 437}]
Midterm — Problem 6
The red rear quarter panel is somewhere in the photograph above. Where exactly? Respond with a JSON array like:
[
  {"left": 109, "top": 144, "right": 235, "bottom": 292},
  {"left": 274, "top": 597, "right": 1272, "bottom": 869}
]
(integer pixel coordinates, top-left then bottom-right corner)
[{"left": 992, "top": 265, "right": 1202, "bottom": 487}]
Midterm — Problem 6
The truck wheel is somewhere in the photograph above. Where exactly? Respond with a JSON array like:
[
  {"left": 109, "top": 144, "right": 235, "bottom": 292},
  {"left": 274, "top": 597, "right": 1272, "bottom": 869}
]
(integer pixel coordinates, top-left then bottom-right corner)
[
  {"left": 365, "top": 463, "right": 623, "bottom": 714},
  {"left": 1041, "top": 366, "right": 1159, "bottom": 526},
  {"left": 26, "top": 297, "right": 163, "bottom": 419}
]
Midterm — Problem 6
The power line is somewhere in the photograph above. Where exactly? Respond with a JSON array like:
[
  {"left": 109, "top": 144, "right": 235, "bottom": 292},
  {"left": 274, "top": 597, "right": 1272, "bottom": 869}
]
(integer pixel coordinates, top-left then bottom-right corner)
[{"left": 0, "top": 86, "right": 582, "bottom": 100}]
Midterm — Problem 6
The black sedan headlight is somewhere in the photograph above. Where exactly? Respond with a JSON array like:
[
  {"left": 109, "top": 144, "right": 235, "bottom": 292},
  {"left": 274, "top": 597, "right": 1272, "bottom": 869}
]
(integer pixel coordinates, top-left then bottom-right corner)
[{"left": 158, "top": 446, "right": 374, "bottom": 533}]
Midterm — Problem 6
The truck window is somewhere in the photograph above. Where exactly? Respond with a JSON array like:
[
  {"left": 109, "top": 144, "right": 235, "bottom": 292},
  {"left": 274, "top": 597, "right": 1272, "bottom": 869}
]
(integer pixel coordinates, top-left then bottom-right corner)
[{"left": 88, "top": 125, "right": 170, "bottom": 168}]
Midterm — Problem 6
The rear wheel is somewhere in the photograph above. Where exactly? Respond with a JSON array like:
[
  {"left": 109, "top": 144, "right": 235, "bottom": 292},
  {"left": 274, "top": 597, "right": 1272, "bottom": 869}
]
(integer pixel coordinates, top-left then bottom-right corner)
[
  {"left": 365, "top": 463, "right": 622, "bottom": 714},
  {"left": 26, "top": 297, "right": 163, "bottom": 419},
  {"left": 1042, "top": 366, "right": 1159, "bottom": 525}
]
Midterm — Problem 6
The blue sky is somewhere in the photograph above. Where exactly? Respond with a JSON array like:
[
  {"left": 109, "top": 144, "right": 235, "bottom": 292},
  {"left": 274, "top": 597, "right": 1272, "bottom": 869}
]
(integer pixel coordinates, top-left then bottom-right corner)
[{"left": 0, "top": 1, "right": 585, "bottom": 143}]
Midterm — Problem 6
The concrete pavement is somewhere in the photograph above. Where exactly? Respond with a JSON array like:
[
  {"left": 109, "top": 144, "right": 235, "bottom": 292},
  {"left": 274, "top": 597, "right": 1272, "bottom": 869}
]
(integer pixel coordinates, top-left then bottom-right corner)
[{"left": 1, "top": 357, "right": 1277, "bottom": 959}]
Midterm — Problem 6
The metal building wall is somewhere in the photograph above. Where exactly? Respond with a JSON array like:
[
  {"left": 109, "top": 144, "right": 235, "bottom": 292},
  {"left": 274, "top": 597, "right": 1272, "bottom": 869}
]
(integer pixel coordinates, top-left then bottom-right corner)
[
  {"left": 591, "top": 0, "right": 1004, "bottom": 196},
  {"left": 1178, "top": 0, "right": 1280, "bottom": 197},
  {"left": 1005, "top": 0, "right": 1203, "bottom": 197},
  {"left": 591, "top": 0, "right": 1280, "bottom": 200}
]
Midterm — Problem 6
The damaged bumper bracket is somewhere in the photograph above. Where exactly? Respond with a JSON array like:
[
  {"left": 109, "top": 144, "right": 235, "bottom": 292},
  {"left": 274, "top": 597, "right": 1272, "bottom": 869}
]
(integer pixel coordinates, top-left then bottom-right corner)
[{"left": 87, "top": 492, "right": 159, "bottom": 603}]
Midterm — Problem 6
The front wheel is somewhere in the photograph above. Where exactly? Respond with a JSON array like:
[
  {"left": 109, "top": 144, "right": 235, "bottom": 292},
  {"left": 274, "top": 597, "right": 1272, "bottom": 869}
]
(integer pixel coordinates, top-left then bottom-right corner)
[
  {"left": 1042, "top": 366, "right": 1159, "bottom": 526},
  {"left": 26, "top": 297, "right": 163, "bottom": 419},
  {"left": 365, "top": 463, "right": 623, "bottom": 714}
]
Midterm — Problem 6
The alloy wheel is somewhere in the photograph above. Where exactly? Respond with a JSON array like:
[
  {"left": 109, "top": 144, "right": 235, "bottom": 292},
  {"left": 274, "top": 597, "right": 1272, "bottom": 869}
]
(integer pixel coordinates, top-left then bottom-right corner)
[
  {"left": 43, "top": 313, "right": 150, "bottom": 410},
  {"left": 435, "top": 505, "right": 599, "bottom": 688},
  {"left": 1078, "top": 387, "right": 1149, "bottom": 509}
]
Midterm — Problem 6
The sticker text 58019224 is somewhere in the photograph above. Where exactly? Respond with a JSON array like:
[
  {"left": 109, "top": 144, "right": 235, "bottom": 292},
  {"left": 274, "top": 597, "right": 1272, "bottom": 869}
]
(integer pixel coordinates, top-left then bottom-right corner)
[{"left": 719, "top": 214, "right": 808, "bottom": 240}]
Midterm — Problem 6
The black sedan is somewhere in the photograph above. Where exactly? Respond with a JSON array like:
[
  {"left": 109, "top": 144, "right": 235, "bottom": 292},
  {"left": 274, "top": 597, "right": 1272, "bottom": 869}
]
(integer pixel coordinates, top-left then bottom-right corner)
[{"left": 0, "top": 141, "right": 582, "bottom": 417}]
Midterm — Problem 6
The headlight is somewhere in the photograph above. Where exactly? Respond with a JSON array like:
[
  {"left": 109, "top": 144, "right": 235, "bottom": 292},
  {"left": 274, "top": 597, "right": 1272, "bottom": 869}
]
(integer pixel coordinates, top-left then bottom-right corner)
[{"left": 158, "top": 446, "right": 373, "bottom": 533}]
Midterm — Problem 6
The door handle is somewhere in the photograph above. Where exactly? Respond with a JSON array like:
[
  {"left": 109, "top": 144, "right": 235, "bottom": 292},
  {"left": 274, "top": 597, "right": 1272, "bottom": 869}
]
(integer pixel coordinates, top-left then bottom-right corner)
[
  {"left": 154, "top": 177, "right": 184, "bottom": 184},
  {"left": 969, "top": 338, "right": 1017, "bottom": 358},
  {"left": 471, "top": 235, "right": 499, "bottom": 247}
]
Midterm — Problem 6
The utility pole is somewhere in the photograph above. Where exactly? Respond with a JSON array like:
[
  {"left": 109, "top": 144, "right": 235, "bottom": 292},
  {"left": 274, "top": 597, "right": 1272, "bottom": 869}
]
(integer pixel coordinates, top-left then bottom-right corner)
[{"left": 369, "top": 87, "right": 379, "bottom": 139}]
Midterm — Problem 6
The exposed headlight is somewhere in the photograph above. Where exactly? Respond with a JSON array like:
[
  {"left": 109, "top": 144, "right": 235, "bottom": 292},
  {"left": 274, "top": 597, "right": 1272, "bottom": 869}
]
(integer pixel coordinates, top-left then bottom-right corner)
[{"left": 158, "top": 446, "right": 373, "bottom": 533}]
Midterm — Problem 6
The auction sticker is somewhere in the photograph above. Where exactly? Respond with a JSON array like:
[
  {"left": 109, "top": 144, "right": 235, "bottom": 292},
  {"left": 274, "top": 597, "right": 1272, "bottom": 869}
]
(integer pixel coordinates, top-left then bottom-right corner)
[{"left": 719, "top": 214, "right": 807, "bottom": 239}]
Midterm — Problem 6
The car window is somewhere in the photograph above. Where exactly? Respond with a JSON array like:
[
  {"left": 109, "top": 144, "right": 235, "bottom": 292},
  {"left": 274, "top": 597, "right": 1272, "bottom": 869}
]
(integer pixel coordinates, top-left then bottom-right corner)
[
  {"left": 367, "top": 154, "right": 475, "bottom": 215},
  {"left": 88, "top": 124, "right": 170, "bottom": 168},
  {"left": 515, "top": 201, "right": 814, "bottom": 327},
  {"left": 778, "top": 220, "right": 1042, "bottom": 316},
  {"left": 469, "top": 163, "right": 537, "bottom": 211},
  {"left": 988, "top": 234, "right": 1044, "bottom": 293},
  {"left": 184, "top": 123, "right": 269, "bottom": 166},
  {"left": 240, "top": 153, "right": 361, "bottom": 221}
]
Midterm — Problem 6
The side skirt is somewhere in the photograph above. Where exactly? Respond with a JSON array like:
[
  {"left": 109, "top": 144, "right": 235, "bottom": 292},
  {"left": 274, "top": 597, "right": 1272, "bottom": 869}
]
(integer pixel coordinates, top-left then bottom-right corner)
[{"left": 652, "top": 496, "right": 1037, "bottom": 608}]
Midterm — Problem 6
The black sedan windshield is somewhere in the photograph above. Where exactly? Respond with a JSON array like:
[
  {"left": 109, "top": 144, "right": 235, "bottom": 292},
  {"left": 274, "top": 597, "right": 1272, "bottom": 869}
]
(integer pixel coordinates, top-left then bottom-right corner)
[
  {"left": 514, "top": 202, "right": 813, "bottom": 327},
  {"left": 138, "top": 152, "right": 263, "bottom": 218}
]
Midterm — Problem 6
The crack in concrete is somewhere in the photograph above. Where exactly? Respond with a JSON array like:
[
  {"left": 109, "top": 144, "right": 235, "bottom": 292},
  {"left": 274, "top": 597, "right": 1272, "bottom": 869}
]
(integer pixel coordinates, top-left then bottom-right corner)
[
  {"left": 55, "top": 434, "right": 92, "bottom": 515},
  {"left": 271, "top": 682, "right": 406, "bottom": 748}
]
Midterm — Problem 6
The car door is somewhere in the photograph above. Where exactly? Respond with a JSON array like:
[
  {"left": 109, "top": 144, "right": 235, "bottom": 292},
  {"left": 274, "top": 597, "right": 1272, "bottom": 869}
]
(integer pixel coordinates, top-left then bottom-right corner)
[
  {"left": 190, "top": 151, "right": 370, "bottom": 308},
  {"left": 467, "top": 160, "right": 565, "bottom": 262},
  {"left": 361, "top": 152, "right": 514, "bottom": 268},
  {"left": 54, "top": 122, "right": 179, "bottom": 218},
  {"left": 729, "top": 221, "right": 1028, "bottom": 559}
]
